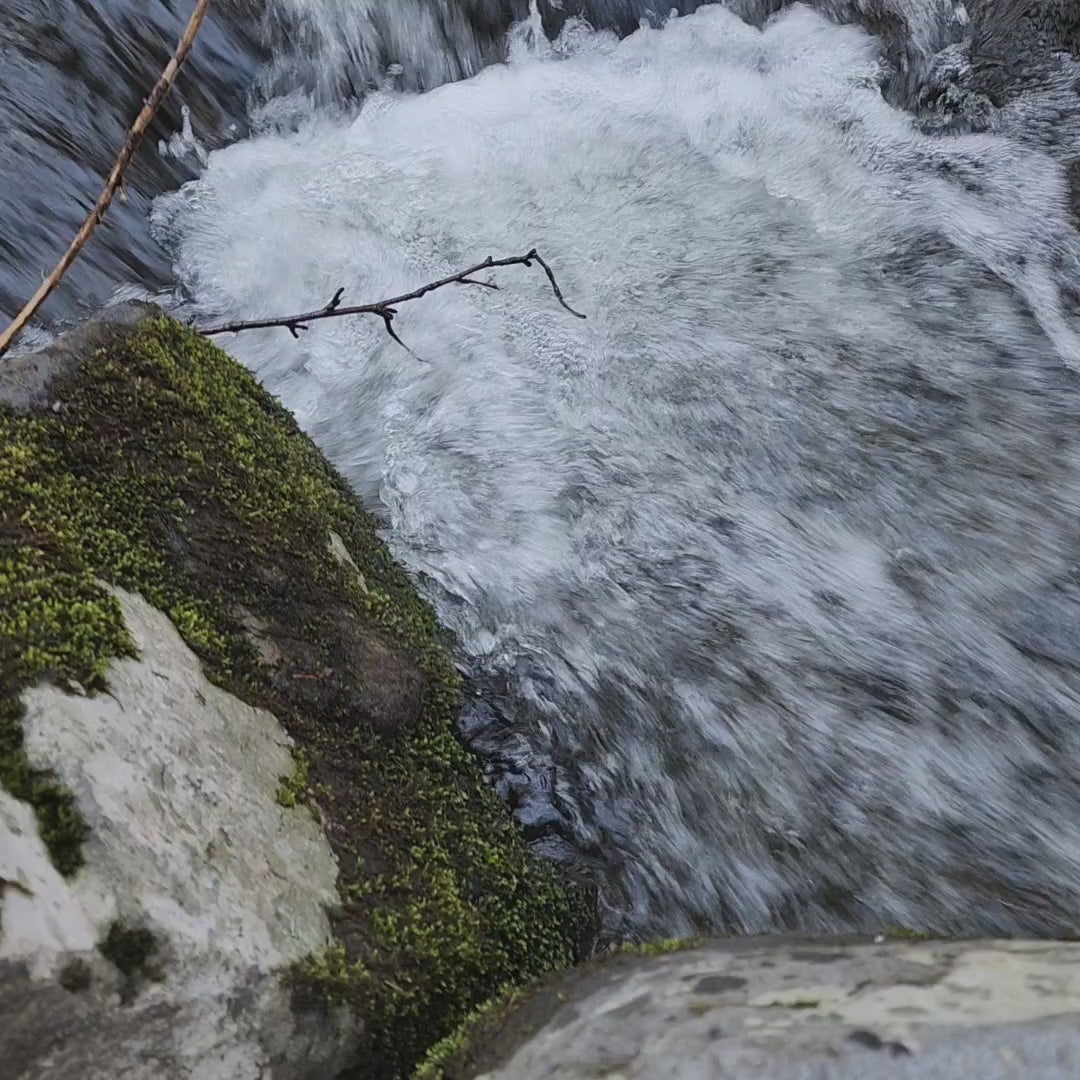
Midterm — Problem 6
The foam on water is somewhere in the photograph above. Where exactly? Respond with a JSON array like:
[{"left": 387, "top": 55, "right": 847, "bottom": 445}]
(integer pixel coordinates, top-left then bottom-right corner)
[
  {"left": 155, "top": 3, "right": 1080, "bottom": 937},
  {"left": 254, "top": 0, "right": 714, "bottom": 105}
]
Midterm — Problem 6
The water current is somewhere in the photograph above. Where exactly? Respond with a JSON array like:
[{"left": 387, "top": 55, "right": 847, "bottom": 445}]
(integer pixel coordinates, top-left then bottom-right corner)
[{"left": 6, "top": 0, "right": 1080, "bottom": 939}]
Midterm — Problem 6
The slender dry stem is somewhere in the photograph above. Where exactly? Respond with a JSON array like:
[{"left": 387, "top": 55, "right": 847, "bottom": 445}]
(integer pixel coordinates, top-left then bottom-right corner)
[
  {"left": 198, "top": 249, "right": 587, "bottom": 354},
  {"left": 0, "top": 0, "right": 211, "bottom": 358}
]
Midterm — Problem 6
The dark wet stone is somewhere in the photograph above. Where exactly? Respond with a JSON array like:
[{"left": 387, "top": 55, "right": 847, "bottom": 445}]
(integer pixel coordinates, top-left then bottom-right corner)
[
  {"left": 848, "top": 1028, "right": 913, "bottom": 1055},
  {"left": 790, "top": 951, "right": 848, "bottom": 964},
  {"left": 693, "top": 975, "right": 748, "bottom": 994}
]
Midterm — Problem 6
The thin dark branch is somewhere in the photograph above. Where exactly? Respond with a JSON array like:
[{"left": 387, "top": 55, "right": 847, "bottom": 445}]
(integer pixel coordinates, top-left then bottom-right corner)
[
  {"left": 526, "top": 249, "right": 583, "bottom": 318},
  {"left": 376, "top": 305, "right": 414, "bottom": 356},
  {"left": 198, "top": 250, "right": 587, "bottom": 352},
  {"left": 453, "top": 276, "right": 498, "bottom": 289}
]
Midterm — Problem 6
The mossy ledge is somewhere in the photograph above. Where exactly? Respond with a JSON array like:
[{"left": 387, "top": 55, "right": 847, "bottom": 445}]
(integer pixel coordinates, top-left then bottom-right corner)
[
  {"left": 410, "top": 937, "right": 704, "bottom": 1079},
  {"left": 0, "top": 306, "right": 595, "bottom": 1078}
]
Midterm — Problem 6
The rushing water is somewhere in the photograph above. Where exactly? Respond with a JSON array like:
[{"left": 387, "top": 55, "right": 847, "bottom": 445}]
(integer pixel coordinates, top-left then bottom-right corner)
[
  {"left": 9, "top": 0, "right": 1080, "bottom": 939},
  {"left": 0, "top": 0, "right": 713, "bottom": 326},
  {"left": 0, "top": 0, "right": 266, "bottom": 327}
]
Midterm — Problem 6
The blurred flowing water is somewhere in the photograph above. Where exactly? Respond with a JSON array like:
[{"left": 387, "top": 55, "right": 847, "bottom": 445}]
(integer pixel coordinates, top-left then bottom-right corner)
[
  {"left": 0, "top": 0, "right": 259, "bottom": 326},
  {"left": 8, "top": 0, "right": 1080, "bottom": 940}
]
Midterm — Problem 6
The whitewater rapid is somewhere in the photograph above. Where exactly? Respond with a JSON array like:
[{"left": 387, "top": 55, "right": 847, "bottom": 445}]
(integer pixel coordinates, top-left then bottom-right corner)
[{"left": 154, "top": 2, "right": 1080, "bottom": 938}]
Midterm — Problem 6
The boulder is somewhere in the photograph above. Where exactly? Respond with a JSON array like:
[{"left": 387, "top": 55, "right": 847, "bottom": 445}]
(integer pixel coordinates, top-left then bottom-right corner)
[
  {"left": 0, "top": 304, "right": 595, "bottom": 1080},
  {"left": 424, "top": 935, "right": 1080, "bottom": 1079}
]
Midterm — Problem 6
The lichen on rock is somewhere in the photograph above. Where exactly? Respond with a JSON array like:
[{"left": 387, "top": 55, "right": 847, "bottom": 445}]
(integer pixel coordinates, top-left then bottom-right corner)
[{"left": 0, "top": 304, "right": 595, "bottom": 1078}]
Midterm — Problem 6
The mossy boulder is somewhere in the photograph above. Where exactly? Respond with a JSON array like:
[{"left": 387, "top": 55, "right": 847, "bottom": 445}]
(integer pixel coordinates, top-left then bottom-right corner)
[{"left": 0, "top": 304, "right": 595, "bottom": 1080}]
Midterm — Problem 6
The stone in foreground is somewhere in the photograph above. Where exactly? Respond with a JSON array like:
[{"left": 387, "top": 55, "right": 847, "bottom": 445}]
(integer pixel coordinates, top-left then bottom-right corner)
[{"left": 434, "top": 936, "right": 1080, "bottom": 1079}]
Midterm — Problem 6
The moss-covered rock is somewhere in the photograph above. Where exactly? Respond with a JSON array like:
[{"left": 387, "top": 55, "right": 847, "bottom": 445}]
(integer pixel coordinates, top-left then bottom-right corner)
[{"left": 0, "top": 305, "right": 595, "bottom": 1078}]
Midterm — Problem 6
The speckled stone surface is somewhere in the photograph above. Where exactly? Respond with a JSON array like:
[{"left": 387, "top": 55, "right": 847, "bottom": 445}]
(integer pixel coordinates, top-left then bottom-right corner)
[
  {"left": 475, "top": 938, "right": 1080, "bottom": 1079},
  {"left": 1, "top": 589, "right": 355, "bottom": 1080}
]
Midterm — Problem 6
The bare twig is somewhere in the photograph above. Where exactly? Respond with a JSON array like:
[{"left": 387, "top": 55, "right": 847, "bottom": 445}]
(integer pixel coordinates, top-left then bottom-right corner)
[
  {"left": 198, "top": 249, "right": 587, "bottom": 352},
  {"left": 0, "top": 0, "right": 211, "bottom": 358}
]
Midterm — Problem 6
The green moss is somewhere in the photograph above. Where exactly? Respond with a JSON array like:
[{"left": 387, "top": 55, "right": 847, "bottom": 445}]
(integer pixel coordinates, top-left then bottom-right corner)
[
  {"left": 99, "top": 920, "right": 162, "bottom": 1004},
  {"left": 0, "top": 315, "right": 594, "bottom": 1078},
  {"left": 277, "top": 752, "right": 311, "bottom": 808},
  {"left": 882, "top": 925, "right": 934, "bottom": 941},
  {"left": 412, "top": 983, "right": 523, "bottom": 1080},
  {"left": 0, "top": 482, "right": 131, "bottom": 873},
  {"left": 407, "top": 936, "right": 704, "bottom": 1079},
  {"left": 612, "top": 936, "right": 704, "bottom": 957},
  {"left": 99, "top": 921, "right": 158, "bottom": 977}
]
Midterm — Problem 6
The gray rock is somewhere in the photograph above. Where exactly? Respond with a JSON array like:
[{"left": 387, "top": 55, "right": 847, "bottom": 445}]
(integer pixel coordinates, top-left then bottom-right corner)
[
  {"left": 0, "top": 588, "right": 357, "bottom": 1080},
  {"left": 0, "top": 301, "right": 152, "bottom": 410},
  {"left": 459, "top": 937, "right": 1080, "bottom": 1079}
]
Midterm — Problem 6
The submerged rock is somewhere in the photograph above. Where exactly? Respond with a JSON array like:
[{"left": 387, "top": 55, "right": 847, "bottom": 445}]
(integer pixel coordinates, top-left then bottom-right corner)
[
  {"left": 0, "top": 304, "right": 595, "bottom": 1079},
  {"left": 425, "top": 935, "right": 1080, "bottom": 1079}
]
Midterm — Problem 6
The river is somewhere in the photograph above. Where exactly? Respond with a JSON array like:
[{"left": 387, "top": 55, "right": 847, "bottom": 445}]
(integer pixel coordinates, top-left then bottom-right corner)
[{"left": 5, "top": 0, "right": 1080, "bottom": 941}]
